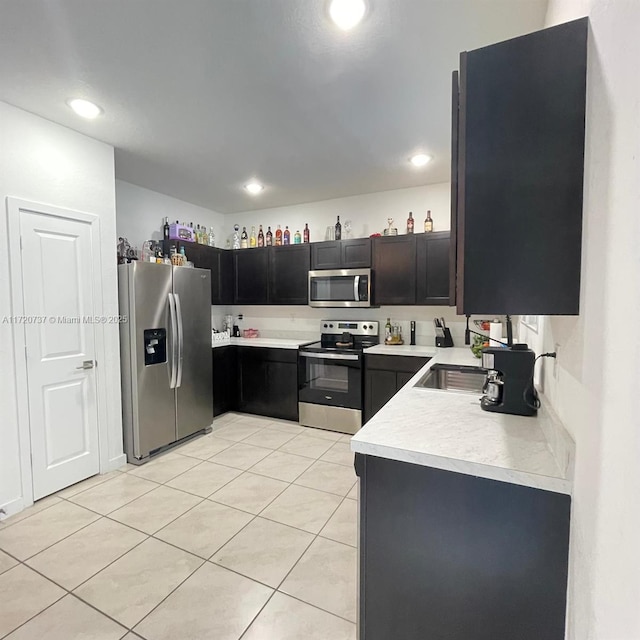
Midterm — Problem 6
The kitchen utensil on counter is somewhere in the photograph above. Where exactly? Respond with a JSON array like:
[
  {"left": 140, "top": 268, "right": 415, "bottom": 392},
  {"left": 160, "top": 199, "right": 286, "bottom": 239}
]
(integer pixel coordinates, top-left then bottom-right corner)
[
  {"left": 410, "top": 321, "right": 416, "bottom": 346},
  {"left": 434, "top": 317, "right": 454, "bottom": 348}
]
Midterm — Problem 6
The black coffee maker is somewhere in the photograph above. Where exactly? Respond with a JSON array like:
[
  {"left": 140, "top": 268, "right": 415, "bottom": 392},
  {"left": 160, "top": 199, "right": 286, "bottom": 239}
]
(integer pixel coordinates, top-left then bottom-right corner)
[{"left": 480, "top": 344, "right": 538, "bottom": 417}]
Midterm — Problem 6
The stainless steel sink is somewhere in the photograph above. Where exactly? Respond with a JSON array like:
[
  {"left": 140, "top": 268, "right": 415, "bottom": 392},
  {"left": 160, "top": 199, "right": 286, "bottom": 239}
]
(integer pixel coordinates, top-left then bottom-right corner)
[{"left": 414, "top": 363, "right": 487, "bottom": 394}]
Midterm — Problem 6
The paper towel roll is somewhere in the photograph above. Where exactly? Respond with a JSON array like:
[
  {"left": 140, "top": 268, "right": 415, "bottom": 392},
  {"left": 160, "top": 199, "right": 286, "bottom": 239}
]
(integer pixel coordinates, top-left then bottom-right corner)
[{"left": 489, "top": 320, "right": 502, "bottom": 347}]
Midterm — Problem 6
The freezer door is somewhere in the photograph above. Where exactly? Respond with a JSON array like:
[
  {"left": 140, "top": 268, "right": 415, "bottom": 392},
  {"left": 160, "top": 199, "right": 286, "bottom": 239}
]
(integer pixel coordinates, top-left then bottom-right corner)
[
  {"left": 120, "top": 262, "right": 177, "bottom": 460},
  {"left": 173, "top": 266, "right": 213, "bottom": 439}
]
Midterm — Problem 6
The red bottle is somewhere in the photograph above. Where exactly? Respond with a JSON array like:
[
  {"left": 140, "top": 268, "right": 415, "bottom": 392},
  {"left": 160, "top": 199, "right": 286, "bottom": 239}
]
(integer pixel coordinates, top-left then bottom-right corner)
[
  {"left": 275, "top": 225, "right": 283, "bottom": 246},
  {"left": 303, "top": 223, "right": 310, "bottom": 243}
]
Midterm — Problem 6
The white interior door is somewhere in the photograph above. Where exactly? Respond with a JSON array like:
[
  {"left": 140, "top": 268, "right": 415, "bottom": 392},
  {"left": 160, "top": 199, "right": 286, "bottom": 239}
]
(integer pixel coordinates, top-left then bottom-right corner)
[{"left": 20, "top": 208, "right": 100, "bottom": 499}]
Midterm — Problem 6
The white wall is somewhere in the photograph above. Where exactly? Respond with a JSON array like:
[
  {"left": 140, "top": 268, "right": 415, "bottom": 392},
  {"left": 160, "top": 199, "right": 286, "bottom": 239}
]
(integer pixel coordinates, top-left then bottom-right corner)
[
  {"left": 0, "top": 102, "right": 123, "bottom": 518},
  {"left": 116, "top": 180, "right": 225, "bottom": 252},
  {"left": 222, "top": 183, "right": 450, "bottom": 246},
  {"left": 540, "top": 3, "right": 640, "bottom": 638}
]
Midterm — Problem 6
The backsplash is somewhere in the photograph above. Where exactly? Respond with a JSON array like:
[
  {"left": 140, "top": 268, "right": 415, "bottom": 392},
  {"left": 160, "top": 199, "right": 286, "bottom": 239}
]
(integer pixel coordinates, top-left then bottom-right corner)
[{"left": 212, "top": 305, "right": 513, "bottom": 349}]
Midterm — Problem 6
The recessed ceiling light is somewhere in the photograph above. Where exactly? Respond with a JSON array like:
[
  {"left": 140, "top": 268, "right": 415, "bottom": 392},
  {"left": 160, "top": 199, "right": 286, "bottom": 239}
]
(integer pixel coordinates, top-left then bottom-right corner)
[
  {"left": 410, "top": 154, "right": 432, "bottom": 167},
  {"left": 329, "top": 0, "right": 366, "bottom": 30},
  {"left": 244, "top": 181, "right": 264, "bottom": 195},
  {"left": 67, "top": 98, "right": 102, "bottom": 119}
]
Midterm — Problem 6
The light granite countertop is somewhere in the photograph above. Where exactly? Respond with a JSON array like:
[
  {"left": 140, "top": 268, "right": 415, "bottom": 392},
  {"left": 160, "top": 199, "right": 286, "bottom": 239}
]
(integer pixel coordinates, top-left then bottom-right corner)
[
  {"left": 351, "top": 347, "right": 574, "bottom": 495},
  {"left": 212, "top": 337, "right": 314, "bottom": 349},
  {"left": 363, "top": 344, "right": 439, "bottom": 357}
]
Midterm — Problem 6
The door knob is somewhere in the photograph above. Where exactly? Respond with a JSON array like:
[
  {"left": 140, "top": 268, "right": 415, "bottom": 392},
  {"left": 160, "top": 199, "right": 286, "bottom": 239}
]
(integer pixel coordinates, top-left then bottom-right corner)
[{"left": 75, "top": 360, "right": 95, "bottom": 370}]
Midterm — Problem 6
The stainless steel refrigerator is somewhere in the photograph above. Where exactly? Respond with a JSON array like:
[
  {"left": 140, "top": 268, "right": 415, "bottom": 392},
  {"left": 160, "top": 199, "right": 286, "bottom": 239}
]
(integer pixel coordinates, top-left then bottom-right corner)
[{"left": 118, "top": 262, "right": 213, "bottom": 463}]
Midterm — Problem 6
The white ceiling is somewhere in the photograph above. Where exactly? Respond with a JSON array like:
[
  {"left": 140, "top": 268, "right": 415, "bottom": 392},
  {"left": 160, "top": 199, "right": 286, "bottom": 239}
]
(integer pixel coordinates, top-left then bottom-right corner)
[{"left": 0, "top": 0, "right": 547, "bottom": 213}]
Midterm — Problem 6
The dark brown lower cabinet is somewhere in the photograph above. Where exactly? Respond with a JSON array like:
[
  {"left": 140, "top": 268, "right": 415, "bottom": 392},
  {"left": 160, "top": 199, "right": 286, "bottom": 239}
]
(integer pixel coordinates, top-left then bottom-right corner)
[
  {"left": 237, "top": 347, "right": 298, "bottom": 421},
  {"left": 355, "top": 454, "right": 571, "bottom": 640},
  {"left": 364, "top": 355, "right": 429, "bottom": 423},
  {"left": 212, "top": 346, "right": 237, "bottom": 417}
]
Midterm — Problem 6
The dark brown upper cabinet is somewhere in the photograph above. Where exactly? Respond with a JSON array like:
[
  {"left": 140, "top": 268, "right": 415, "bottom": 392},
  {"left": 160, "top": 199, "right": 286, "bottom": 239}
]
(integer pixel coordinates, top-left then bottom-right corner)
[
  {"left": 373, "top": 235, "right": 417, "bottom": 305},
  {"left": 233, "top": 248, "right": 269, "bottom": 304},
  {"left": 453, "top": 18, "right": 588, "bottom": 315},
  {"left": 311, "top": 238, "right": 371, "bottom": 270},
  {"left": 268, "top": 244, "right": 310, "bottom": 305},
  {"left": 176, "top": 243, "right": 233, "bottom": 305},
  {"left": 417, "top": 232, "right": 451, "bottom": 306}
]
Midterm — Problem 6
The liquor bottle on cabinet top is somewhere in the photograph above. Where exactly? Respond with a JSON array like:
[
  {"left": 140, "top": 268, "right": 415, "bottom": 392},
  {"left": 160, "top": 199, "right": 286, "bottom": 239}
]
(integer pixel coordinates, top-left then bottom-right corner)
[
  {"left": 240, "top": 226, "right": 248, "bottom": 249},
  {"left": 407, "top": 211, "right": 414, "bottom": 234},
  {"left": 266, "top": 226, "right": 273, "bottom": 246},
  {"left": 275, "top": 225, "right": 283, "bottom": 246},
  {"left": 257, "top": 225, "right": 265, "bottom": 247},
  {"left": 303, "top": 223, "right": 310, "bottom": 243},
  {"left": 335, "top": 215, "right": 342, "bottom": 240},
  {"left": 250, "top": 226, "right": 257, "bottom": 248},
  {"left": 163, "top": 217, "right": 170, "bottom": 240},
  {"left": 208, "top": 227, "right": 215, "bottom": 247},
  {"left": 294, "top": 229, "right": 301, "bottom": 244},
  {"left": 283, "top": 226, "right": 291, "bottom": 245},
  {"left": 424, "top": 210, "right": 433, "bottom": 233}
]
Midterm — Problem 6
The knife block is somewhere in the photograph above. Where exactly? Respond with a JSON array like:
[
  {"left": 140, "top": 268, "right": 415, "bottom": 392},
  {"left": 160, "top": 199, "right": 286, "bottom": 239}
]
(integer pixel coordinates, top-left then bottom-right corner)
[{"left": 435, "top": 328, "right": 454, "bottom": 348}]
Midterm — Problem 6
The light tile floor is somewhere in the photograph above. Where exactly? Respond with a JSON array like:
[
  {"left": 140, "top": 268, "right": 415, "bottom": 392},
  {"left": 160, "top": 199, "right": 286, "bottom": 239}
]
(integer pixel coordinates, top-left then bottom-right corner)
[{"left": 0, "top": 413, "right": 358, "bottom": 640}]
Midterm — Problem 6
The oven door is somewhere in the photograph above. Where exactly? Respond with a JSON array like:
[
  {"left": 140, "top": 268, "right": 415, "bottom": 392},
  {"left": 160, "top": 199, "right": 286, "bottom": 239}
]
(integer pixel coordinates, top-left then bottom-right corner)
[
  {"left": 308, "top": 269, "right": 371, "bottom": 308},
  {"left": 298, "top": 351, "right": 362, "bottom": 410}
]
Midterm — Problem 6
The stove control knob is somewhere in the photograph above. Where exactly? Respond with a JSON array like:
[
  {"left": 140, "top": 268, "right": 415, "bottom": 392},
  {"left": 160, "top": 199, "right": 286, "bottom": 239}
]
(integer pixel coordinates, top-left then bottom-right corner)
[
  {"left": 323, "top": 323, "right": 328, "bottom": 328},
  {"left": 329, "top": 324, "right": 334, "bottom": 328}
]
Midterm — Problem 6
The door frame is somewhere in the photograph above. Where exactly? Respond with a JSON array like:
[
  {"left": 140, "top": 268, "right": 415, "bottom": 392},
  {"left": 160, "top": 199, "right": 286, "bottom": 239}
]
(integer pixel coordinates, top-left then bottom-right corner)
[{"left": 7, "top": 197, "right": 112, "bottom": 508}]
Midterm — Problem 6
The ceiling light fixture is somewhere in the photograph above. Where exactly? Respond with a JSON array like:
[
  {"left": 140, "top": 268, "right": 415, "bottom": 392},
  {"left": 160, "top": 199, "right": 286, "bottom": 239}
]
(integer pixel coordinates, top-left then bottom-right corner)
[
  {"left": 329, "top": 0, "right": 366, "bottom": 30},
  {"left": 410, "top": 154, "right": 432, "bottom": 167},
  {"left": 244, "top": 181, "right": 264, "bottom": 195},
  {"left": 67, "top": 98, "right": 102, "bottom": 119}
]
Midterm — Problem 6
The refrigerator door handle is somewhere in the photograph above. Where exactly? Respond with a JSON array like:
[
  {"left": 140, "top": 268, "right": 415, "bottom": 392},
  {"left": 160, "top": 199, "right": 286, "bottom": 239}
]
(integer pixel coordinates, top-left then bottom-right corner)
[
  {"left": 168, "top": 293, "right": 178, "bottom": 389},
  {"left": 175, "top": 293, "right": 184, "bottom": 388}
]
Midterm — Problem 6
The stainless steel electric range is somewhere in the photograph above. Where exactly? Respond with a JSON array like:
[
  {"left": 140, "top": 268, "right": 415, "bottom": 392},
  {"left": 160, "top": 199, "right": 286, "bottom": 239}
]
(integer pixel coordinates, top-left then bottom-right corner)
[{"left": 298, "top": 320, "right": 379, "bottom": 434}]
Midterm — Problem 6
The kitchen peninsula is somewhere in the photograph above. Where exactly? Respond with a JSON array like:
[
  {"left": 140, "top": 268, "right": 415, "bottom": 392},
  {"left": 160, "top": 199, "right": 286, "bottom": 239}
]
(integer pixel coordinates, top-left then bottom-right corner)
[{"left": 352, "top": 347, "right": 574, "bottom": 639}]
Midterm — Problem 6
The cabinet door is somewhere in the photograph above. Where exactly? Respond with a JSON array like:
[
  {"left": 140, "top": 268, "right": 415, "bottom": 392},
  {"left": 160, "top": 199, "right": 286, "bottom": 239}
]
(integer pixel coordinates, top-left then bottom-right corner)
[
  {"left": 266, "top": 361, "right": 299, "bottom": 421},
  {"left": 417, "top": 232, "right": 451, "bottom": 306},
  {"left": 311, "top": 241, "right": 341, "bottom": 270},
  {"left": 341, "top": 239, "right": 371, "bottom": 268},
  {"left": 233, "top": 249, "right": 269, "bottom": 304},
  {"left": 218, "top": 248, "right": 234, "bottom": 305},
  {"left": 372, "top": 236, "right": 417, "bottom": 305},
  {"left": 457, "top": 18, "right": 587, "bottom": 315},
  {"left": 212, "top": 346, "right": 237, "bottom": 416},
  {"left": 364, "top": 369, "right": 397, "bottom": 423},
  {"left": 269, "top": 244, "right": 310, "bottom": 305},
  {"left": 237, "top": 347, "right": 268, "bottom": 414}
]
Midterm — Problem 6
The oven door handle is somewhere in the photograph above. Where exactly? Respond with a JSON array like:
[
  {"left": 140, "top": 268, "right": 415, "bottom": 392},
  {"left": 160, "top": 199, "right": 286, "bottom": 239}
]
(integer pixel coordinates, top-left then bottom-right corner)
[
  {"left": 299, "top": 351, "right": 359, "bottom": 361},
  {"left": 353, "top": 275, "right": 360, "bottom": 302}
]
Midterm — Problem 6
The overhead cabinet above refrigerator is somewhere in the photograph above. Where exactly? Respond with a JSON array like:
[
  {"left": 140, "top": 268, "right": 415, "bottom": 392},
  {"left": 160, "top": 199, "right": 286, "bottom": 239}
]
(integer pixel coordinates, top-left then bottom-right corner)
[{"left": 118, "top": 262, "right": 213, "bottom": 463}]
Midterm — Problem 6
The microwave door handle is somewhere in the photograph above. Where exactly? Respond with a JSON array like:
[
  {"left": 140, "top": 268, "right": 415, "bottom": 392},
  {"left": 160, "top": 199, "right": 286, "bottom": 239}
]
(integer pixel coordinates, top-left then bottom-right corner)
[
  {"left": 168, "top": 293, "right": 178, "bottom": 389},
  {"left": 354, "top": 275, "right": 360, "bottom": 302}
]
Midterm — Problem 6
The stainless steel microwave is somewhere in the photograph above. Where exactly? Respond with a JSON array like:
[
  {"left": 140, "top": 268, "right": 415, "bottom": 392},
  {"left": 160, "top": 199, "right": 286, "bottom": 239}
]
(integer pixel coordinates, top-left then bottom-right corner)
[{"left": 308, "top": 268, "right": 372, "bottom": 308}]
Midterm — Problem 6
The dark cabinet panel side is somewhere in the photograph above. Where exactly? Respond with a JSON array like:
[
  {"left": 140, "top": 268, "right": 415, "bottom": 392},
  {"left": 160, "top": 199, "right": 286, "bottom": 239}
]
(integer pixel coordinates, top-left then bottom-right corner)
[
  {"left": 266, "top": 361, "right": 299, "bottom": 421},
  {"left": 450, "top": 70, "right": 459, "bottom": 307},
  {"left": 460, "top": 18, "right": 587, "bottom": 315}
]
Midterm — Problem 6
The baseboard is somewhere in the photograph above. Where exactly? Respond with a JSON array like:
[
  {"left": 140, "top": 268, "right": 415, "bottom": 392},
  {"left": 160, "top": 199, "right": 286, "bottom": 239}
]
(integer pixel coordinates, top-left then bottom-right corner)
[
  {"left": 104, "top": 453, "right": 127, "bottom": 473},
  {"left": 0, "top": 496, "right": 28, "bottom": 522}
]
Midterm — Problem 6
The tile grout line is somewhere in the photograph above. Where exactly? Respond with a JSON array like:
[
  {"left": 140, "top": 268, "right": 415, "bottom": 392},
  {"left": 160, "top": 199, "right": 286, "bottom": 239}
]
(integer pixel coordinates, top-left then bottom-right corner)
[{"left": 1, "top": 415, "right": 357, "bottom": 637}]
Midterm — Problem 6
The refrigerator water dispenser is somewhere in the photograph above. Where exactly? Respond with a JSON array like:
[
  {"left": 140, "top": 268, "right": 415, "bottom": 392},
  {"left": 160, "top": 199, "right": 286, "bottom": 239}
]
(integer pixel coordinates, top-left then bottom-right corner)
[{"left": 144, "top": 328, "right": 166, "bottom": 365}]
